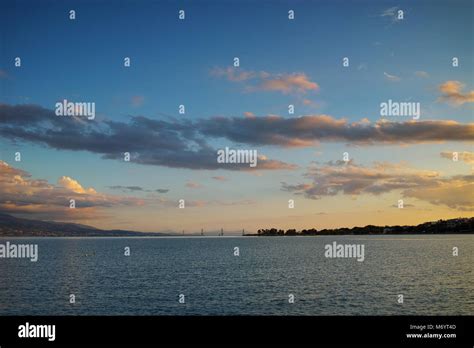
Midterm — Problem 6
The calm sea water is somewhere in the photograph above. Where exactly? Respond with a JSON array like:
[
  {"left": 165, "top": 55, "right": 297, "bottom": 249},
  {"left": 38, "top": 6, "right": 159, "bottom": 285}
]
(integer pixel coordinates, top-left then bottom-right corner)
[{"left": 0, "top": 235, "right": 472, "bottom": 315}]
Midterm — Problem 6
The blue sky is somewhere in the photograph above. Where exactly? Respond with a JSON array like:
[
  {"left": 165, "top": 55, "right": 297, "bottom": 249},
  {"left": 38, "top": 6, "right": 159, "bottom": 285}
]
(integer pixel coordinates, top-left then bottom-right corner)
[{"left": 0, "top": 0, "right": 473, "bottom": 232}]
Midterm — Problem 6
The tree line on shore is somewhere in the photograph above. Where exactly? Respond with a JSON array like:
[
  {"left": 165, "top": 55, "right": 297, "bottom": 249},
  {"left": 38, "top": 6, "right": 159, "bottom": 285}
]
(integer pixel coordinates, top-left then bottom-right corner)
[{"left": 252, "top": 217, "right": 474, "bottom": 236}]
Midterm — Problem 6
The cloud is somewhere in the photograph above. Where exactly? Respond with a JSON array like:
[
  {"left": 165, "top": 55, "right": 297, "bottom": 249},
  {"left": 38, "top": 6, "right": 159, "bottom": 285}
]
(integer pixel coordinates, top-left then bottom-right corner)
[
  {"left": 440, "top": 151, "right": 474, "bottom": 165},
  {"left": 243, "top": 111, "right": 256, "bottom": 118},
  {"left": 0, "top": 104, "right": 296, "bottom": 171},
  {"left": 252, "top": 73, "right": 319, "bottom": 94},
  {"left": 212, "top": 176, "right": 228, "bottom": 181},
  {"left": 255, "top": 156, "right": 298, "bottom": 170},
  {"left": 281, "top": 161, "right": 474, "bottom": 211},
  {"left": 212, "top": 67, "right": 319, "bottom": 95},
  {"left": 415, "top": 71, "right": 430, "bottom": 78},
  {"left": 402, "top": 175, "right": 474, "bottom": 211},
  {"left": 0, "top": 160, "right": 144, "bottom": 220},
  {"left": 438, "top": 81, "right": 474, "bottom": 106},
  {"left": 380, "top": 6, "right": 403, "bottom": 23},
  {"left": 182, "top": 199, "right": 256, "bottom": 208},
  {"left": 109, "top": 185, "right": 172, "bottom": 194},
  {"left": 185, "top": 200, "right": 207, "bottom": 207},
  {"left": 0, "top": 104, "right": 472, "bottom": 173},
  {"left": 197, "top": 114, "right": 473, "bottom": 147},
  {"left": 108, "top": 185, "right": 145, "bottom": 192},
  {"left": 381, "top": 6, "right": 398, "bottom": 17},
  {"left": 59, "top": 176, "right": 97, "bottom": 194},
  {"left": 384, "top": 72, "right": 401, "bottom": 82},
  {"left": 210, "top": 67, "right": 255, "bottom": 82},
  {"left": 215, "top": 199, "right": 255, "bottom": 206},
  {"left": 186, "top": 181, "right": 203, "bottom": 189},
  {"left": 390, "top": 203, "right": 415, "bottom": 208}
]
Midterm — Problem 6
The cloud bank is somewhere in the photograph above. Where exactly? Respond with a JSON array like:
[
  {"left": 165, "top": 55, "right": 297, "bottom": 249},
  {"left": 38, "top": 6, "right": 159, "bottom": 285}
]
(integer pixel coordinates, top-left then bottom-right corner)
[
  {"left": 0, "top": 104, "right": 472, "bottom": 171},
  {"left": 0, "top": 160, "right": 144, "bottom": 220},
  {"left": 281, "top": 160, "right": 474, "bottom": 211}
]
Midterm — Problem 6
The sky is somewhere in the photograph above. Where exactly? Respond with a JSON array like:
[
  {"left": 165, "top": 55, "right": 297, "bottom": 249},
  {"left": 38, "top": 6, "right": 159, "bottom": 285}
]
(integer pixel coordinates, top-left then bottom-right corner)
[{"left": 0, "top": 0, "right": 473, "bottom": 233}]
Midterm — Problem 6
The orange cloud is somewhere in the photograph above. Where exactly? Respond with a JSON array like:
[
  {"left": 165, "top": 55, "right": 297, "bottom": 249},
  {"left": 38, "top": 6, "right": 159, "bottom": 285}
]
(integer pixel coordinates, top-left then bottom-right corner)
[
  {"left": 243, "top": 111, "right": 256, "bottom": 118},
  {"left": 185, "top": 181, "right": 203, "bottom": 189},
  {"left": 403, "top": 176, "right": 474, "bottom": 211},
  {"left": 212, "top": 67, "right": 319, "bottom": 95},
  {"left": 438, "top": 81, "right": 474, "bottom": 106},
  {"left": 282, "top": 160, "right": 473, "bottom": 211},
  {"left": 440, "top": 151, "right": 474, "bottom": 167},
  {"left": 211, "top": 176, "right": 228, "bottom": 181},
  {"left": 0, "top": 161, "right": 144, "bottom": 220},
  {"left": 255, "top": 156, "right": 299, "bottom": 170},
  {"left": 58, "top": 176, "right": 97, "bottom": 194},
  {"left": 257, "top": 73, "right": 319, "bottom": 94}
]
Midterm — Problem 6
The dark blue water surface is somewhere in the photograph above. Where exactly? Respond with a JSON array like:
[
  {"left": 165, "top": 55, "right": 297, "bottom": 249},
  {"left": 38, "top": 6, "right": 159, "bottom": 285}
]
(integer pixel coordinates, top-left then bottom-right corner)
[{"left": 0, "top": 235, "right": 472, "bottom": 315}]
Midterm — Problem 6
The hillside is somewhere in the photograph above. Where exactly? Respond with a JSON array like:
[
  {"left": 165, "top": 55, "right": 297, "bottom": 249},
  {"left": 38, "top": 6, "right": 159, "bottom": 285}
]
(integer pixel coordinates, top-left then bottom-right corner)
[{"left": 0, "top": 213, "right": 168, "bottom": 237}]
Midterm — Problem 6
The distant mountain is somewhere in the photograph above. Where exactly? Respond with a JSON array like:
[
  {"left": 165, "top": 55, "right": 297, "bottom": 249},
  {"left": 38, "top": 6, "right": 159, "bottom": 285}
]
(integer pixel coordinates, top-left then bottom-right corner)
[{"left": 0, "top": 213, "right": 170, "bottom": 237}]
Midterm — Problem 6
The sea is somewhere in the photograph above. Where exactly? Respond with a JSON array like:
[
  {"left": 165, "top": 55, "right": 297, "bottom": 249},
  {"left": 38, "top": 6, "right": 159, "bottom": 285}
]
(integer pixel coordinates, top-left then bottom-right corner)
[{"left": 0, "top": 235, "right": 472, "bottom": 315}]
